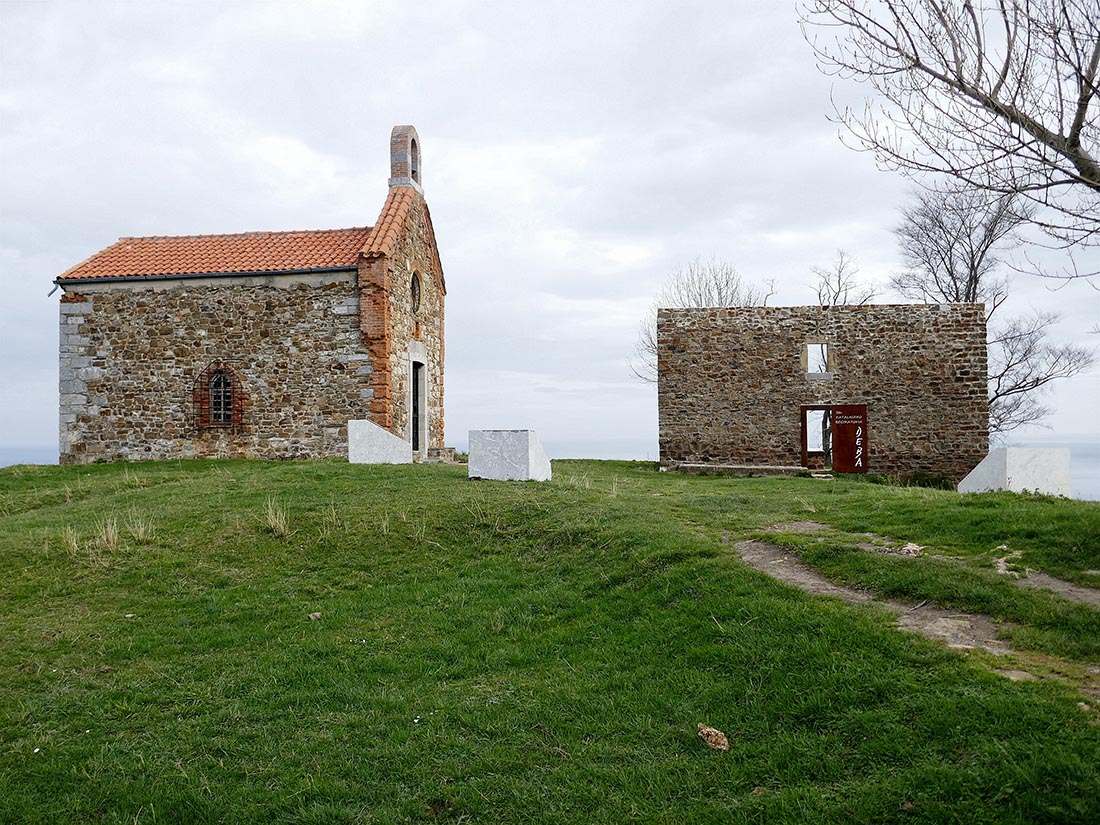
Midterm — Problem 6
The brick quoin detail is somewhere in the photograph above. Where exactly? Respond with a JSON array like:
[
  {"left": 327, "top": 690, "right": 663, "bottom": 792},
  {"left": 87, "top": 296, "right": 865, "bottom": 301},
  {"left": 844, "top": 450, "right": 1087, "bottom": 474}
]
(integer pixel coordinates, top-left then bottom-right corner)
[
  {"left": 358, "top": 255, "right": 394, "bottom": 430},
  {"left": 437, "top": 298, "right": 446, "bottom": 442}
]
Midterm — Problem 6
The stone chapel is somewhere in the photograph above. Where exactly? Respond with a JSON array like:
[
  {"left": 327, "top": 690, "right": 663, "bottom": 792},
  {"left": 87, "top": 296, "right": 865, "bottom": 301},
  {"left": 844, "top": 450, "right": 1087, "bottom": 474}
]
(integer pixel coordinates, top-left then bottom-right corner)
[{"left": 55, "top": 125, "right": 445, "bottom": 464}]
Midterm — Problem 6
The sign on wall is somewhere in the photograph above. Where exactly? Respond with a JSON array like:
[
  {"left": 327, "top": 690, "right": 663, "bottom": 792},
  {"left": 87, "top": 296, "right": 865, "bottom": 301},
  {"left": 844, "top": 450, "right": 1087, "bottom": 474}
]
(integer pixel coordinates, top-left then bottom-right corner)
[{"left": 829, "top": 405, "right": 868, "bottom": 474}]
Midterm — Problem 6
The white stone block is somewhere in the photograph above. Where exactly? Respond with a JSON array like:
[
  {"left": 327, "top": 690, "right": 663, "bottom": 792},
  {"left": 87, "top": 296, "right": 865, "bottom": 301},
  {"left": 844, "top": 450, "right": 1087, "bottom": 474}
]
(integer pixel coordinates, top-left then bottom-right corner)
[
  {"left": 348, "top": 419, "right": 413, "bottom": 464},
  {"left": 958, "top": 447, "right": 1071, "bottom": 497},
  {"left": 468, "top": 429, "right": 552, "bottom": 481}
]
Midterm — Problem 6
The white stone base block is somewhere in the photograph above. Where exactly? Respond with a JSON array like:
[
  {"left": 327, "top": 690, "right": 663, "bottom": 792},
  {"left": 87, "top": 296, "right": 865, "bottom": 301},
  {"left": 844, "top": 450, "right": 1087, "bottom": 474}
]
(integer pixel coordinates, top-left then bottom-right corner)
[
  {"left": 468, "top": 429, "right": 552, "bottom": 481},
  {"left": 348, "top": 419, "right": 413, "bottom": 464},
  {"left": 958, "top": 447, "right": 1071, "bottom": 497}
]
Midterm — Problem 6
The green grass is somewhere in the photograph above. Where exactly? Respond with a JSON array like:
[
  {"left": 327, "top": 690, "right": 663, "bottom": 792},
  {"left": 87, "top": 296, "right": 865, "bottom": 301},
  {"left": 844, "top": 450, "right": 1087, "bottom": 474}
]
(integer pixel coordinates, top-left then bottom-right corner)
[{"left": 0, "top": 459, "right": 1098, "bottom": 823}]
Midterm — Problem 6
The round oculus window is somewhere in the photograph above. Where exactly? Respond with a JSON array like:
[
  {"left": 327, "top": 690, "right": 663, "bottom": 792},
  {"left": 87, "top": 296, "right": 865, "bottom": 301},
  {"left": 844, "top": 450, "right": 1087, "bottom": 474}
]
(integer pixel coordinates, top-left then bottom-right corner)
[{"left": 411, "top": 272, "right": 422, "bottom": 313}]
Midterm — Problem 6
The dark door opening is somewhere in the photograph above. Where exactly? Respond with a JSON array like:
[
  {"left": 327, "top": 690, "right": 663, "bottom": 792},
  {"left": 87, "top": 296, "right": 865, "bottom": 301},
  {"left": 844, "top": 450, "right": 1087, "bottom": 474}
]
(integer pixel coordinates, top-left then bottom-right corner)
[{"left": 411, "top": 362, "right": 423, "bottom": 452}]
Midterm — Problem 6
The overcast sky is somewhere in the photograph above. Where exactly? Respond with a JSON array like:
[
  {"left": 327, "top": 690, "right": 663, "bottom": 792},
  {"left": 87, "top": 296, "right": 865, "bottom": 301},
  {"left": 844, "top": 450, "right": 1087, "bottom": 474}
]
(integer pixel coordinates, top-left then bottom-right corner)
[{"left": 1, "top": 0, "right": 1097, "bottom": 461}]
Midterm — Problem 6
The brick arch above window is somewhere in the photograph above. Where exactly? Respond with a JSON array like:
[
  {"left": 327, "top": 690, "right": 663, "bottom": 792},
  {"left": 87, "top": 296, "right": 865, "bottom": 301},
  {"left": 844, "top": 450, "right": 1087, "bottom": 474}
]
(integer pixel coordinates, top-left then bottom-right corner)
[{"left": 193, "top": 360, "right": 246, "bottom": 432}]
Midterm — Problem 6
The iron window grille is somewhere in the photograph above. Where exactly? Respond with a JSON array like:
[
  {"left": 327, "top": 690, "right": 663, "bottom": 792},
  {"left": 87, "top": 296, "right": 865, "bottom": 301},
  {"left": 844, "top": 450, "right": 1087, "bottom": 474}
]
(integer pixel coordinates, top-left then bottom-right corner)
[
  {"left": 193, "top": 360, "right": 245, "bottom": 432},
  {"left": 210, "top": 372, "right": 231, "bottom": 424}
]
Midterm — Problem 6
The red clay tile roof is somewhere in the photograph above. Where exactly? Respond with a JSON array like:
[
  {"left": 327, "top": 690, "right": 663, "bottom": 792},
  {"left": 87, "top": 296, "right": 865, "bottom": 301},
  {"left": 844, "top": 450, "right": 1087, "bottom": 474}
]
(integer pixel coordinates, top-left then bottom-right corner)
[
  {"left": 361, "top": 188, "right": 415, "bottom": 259},
  {"left": 57, "top": 226, "right": 373, "bottom": 281}
]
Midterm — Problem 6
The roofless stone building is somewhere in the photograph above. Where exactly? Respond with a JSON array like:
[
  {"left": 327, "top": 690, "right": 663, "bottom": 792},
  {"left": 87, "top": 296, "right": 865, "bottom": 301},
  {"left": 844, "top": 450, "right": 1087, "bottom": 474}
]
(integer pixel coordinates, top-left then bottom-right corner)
[
  {"left": 55, "top": 125, "right": 445, "bottom": 464},
  {"left": 657, "top": 304, "right": 988, "bottom": 483}
]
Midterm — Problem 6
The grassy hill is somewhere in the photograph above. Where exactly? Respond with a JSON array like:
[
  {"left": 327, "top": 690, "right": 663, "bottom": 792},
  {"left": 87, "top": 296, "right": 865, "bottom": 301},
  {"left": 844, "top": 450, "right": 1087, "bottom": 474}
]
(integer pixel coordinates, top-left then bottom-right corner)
[{"left": 1, "top": 459, "right": 1098, "bottom": 823}]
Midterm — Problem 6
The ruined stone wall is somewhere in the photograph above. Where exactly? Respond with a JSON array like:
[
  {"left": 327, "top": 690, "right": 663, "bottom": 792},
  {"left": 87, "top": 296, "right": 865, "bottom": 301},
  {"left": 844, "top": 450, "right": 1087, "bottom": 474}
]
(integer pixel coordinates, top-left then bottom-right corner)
[
  {"left": 657, "top": 304, "right": 988, "bottom": 482},
  {"left": 58, "top": 273, "right": 371, "bottom": 463}
]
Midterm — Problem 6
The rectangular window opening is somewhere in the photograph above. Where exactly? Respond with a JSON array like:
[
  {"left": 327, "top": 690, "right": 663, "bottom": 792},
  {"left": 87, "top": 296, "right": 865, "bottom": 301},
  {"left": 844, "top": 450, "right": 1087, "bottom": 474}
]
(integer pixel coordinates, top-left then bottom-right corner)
[{"left": 806, "top": 342, "right": 829, "bottom": 375}]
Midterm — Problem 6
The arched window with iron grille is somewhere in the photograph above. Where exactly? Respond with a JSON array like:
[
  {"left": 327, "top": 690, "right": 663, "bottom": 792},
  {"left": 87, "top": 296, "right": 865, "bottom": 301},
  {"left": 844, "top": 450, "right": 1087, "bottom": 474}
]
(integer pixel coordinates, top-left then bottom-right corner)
[{"left": 193, "top": 361, "right": 245, "bottom": 432}]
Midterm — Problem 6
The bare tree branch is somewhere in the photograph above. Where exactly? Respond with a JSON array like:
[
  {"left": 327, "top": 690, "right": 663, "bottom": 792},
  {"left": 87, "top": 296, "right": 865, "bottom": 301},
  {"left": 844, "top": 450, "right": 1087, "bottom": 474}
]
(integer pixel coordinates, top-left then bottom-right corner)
[
  {"left": 890, "top": 186, "right": 1096, "bottom": 432},
  {"left": 629, "top": 258, "right": 775, "bottom": 383},
  {"left": 800, "top": 0, "right": 1100, "bottom": 255},
  {"left": 812, "top": 249, "right": 879, "bottom": 305},
  {"left": 891, "top": 187, "right": 1024, "bottom": 318},
  {"left": 988, "top": 310, "right": 1096, "bottom": 432}
]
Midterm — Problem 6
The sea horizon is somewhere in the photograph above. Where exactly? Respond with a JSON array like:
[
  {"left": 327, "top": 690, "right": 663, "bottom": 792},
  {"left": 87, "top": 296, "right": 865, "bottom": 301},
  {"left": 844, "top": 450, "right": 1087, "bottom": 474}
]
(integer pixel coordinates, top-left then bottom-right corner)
[{"left": 3, "top": 434, "right": 1098, "bottom": 501}]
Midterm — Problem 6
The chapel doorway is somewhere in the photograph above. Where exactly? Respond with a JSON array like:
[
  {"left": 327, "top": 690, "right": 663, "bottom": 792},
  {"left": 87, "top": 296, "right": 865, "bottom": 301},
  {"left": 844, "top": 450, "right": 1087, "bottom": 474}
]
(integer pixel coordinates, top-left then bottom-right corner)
[{"left": 411, "top": 361, "right": 425, "bottom": 452}]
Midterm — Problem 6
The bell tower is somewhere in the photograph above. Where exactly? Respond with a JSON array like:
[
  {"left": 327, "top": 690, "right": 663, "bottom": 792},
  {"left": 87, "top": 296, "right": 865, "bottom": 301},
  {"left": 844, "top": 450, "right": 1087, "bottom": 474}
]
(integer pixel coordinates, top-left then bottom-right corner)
[{"left": 388, "top": 125, "right": 423, "bottom": 192}]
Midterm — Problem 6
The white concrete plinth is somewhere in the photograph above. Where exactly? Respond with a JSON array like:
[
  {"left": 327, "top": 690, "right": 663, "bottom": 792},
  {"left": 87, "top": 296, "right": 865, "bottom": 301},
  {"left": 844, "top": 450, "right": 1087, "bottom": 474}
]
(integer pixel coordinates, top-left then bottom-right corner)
[
  {"left": 348, "top": 419, "right": 413, "bottom": 464},
  {"left": 468, "top": 429, "right": 552, "bottom": 481},
  {"left": 958, "top": 447, "right": 1071, "bottom": 497}
]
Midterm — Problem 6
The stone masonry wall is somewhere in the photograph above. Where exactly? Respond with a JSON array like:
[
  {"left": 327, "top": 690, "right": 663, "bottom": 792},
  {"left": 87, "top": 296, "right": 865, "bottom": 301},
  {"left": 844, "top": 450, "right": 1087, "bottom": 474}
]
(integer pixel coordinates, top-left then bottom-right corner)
[
  {"left": 657, "top": 304, "right": 988, "bottom": 482},
  {"left": 59, "top": 274, "right": 371, "bottom": 463}
]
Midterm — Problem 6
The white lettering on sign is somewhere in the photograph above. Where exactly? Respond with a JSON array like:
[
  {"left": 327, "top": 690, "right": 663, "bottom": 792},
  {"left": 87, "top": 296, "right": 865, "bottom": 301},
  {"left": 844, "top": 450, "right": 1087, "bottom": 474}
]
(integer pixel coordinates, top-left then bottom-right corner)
[
  {"left": 854, "top": 425, "right": 864, "bottom": 468},
  {"left": 834, "top": 413, "right": 864, "bottom": 426}
]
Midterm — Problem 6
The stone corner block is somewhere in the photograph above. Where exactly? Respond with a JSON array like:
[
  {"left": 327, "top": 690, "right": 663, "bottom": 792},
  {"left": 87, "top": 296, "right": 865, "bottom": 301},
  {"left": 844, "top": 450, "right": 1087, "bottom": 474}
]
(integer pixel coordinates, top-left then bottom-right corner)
[
  {"left": 468, "top": 429, "right": 552, "bottom": 482},
  {"left": 958, "top": 447, "right": 1072, "bottom": 497},
  {"left": 348, "top": 419, "right": 413, "bottom": 464}
]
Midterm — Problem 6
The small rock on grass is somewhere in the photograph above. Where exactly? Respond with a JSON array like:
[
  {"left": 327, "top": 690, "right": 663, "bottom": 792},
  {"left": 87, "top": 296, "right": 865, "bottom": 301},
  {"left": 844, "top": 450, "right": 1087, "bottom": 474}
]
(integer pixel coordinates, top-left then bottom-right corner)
[
  {"left": 308, "top": 612, "right": 322, "bottom": 621},
  {"left": 697, "top": 723, "right": 729, "bottom": 752}
]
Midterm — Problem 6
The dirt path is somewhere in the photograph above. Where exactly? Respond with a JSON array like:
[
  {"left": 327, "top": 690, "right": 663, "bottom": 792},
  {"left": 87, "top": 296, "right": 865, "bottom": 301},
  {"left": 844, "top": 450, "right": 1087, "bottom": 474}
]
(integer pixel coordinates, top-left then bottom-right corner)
[
  {"left": 768, "top": 520, "right": 1100, "bottom": 608},
  {"left": 732, "top": 539, "right": 1013, "bottom": 655},
  {"left": 1015, "top": 570, "right": 1100, "bottom": 608}
]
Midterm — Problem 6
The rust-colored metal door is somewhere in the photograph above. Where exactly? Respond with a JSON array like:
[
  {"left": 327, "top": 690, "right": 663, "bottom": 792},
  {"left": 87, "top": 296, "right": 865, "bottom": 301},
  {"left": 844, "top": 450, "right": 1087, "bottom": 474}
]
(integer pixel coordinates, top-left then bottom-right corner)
[{"left": 830, "top": 405, "right": 868, "bottom": 473}]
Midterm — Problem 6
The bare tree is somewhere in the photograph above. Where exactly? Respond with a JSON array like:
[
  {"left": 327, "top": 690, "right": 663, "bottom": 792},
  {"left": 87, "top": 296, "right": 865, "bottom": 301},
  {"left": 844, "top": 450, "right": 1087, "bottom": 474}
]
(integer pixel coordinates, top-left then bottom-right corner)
[
  {"left": 988, "top": 311, "right": 1095, "bottom": 432},
  {"left": 812, "top": 249, "right": 878, "bottom": 305},
  {"left": 890, "top": 187, "right": 1095, "bottom": 432},
  {"left": 630, "top": 258, "right": 775, "bottom": 382},
  {"left": 892, "top": 188, "right": 1024, "bottom": 318},
  {"left": 800, "top": 0, "right": 1100, "bottom": 250}
]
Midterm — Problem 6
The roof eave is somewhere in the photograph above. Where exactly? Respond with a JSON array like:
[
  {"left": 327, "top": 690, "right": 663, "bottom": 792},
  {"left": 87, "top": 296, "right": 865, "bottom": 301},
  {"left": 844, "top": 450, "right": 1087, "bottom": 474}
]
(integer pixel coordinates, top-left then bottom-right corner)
[{"left": 55, "top": 265, "right": 360, "bottom": 287}]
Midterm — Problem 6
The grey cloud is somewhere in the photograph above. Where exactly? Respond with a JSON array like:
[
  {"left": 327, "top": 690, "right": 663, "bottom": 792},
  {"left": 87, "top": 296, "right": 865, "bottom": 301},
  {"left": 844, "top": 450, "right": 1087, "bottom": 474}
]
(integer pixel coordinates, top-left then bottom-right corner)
[{"left": 1, "top": 0, "right": 1094, "bottom": 457}]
